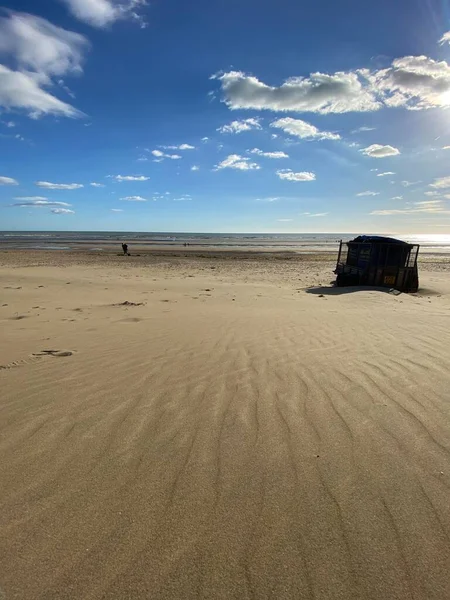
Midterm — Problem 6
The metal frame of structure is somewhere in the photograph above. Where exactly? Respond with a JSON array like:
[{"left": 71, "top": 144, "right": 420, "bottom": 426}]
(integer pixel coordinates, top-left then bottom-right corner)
[{"left": 335, "top": 237, "right": 420, "bottom": 292}]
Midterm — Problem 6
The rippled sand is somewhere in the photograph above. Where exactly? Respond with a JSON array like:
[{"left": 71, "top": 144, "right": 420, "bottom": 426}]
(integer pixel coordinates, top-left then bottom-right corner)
[{"left": 1, "top": 251, "right": 450, "bottom": 599}]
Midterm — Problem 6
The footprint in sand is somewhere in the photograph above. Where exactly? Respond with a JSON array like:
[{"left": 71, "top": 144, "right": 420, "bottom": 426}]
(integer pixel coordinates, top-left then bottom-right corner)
[
  {"left": 9, "top": 315, "right": 29, "bottom": 320},
  {"left": 0, "top": 350, "right": 74, "bottom": 370}
]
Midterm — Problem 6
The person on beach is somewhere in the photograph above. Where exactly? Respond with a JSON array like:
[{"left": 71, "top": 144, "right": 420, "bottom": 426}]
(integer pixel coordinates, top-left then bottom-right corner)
[{"left": 122, "top": 243, "right": 129, "bottom": 256}]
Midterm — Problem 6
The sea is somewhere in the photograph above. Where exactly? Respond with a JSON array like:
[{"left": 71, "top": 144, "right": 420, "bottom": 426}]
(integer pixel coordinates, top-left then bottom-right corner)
[{"left": 1, "top": 232, "right": 450, "bottom": 254}]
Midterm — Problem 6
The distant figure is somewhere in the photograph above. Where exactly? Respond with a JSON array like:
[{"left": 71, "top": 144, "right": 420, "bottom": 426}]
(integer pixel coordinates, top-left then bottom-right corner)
[{"left": 122, "top": 243, "right": 129, "bottom": 256}]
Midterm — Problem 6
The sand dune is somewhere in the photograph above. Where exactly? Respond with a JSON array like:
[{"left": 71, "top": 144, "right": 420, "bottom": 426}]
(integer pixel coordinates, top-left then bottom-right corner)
[{"left": 1, "top": 252, "right": 450, "bottom": 599}]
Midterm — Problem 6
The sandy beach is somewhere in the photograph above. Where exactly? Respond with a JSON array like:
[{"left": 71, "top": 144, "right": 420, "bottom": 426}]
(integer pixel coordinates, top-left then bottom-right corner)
[{"left": 1, "top": 249, "right": 450, "bottom": 600}]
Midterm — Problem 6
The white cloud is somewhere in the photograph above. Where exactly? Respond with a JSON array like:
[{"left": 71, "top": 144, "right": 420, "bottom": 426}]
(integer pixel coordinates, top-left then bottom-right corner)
[
  {"left": 351, "top": 126, "right": 376, "bottom": 133},
  {"left": 276, "top": 169, "right": 316, "bottom": 181},
  {"left": 361, "top": 144, "right": 400, "bottom": 158},
  {"left": 401, "top": 180, "right": 421, "bottom": 187},
  {"left": 430, "top": 175, "right": 450, "bottom": 189},
  {"left": 255, "top": 197, "right": 280, "bottom": 202},
  {"left": 90, "top": 182, "right": 104, "bottom": 187},
  {"left": 121, "top": 195, "right": 147, "bottom": 201},
  {"left": 215, "top": 154, "right": 260, "bottom": 171},
  {"left": 12, "top": 199, "right": 71, "bottom": 207},
  {"left": 391, "top": 196, "right": 403, "bottom": 200},
  {"left": 217, "top": 118, "right": 261, "bottom": 134},
  {"left": 270, "top": 117, "right": 340, "bottom": 140},
  {"left": 111, "top": 208, "right": 123, "bottom": 211},
  {"left": 302, "top": 212, "right": 328, "bottom": 217},
  {"left": 356, "top": 190, "right": 380, "bottom": 196},
  {"left": 424, "top": 191, "right": 439, "bottom": 196},
  {"left": 51, "top": 207, "right": 74, "bottom": 214},
  {"left": 0, "top": 12, "right": 87, "bottom": 118},
  {"left": 371, "top": 200, "right": 450, "bottom": 215},
  {"left": 368, "top": 56, "right": 450, "bottom": 111},
  {"left": 191, "top": 165, "right": 200, "bottom": 171},
  {"left": 277, "top": 218, "right": 293, "bottom": 222},
  {"left": 212, "top": 70, "right": 380, "bottom": 114},
  {"left": 14, "top": 196, "right": 47, "bottom": 200},
  {"left": 377, "top": 171, "right": 396, "bottom": 176},
  {"left": 113, "top": 175, "right": 150, "bottom": 182},
  {"left": 0, "top": 175, "right": 18, "bottom": 185},
  {"left": 0, "top": 65, "right": 81, "bottom": 118},
  {"left": 201, "top": 137, "right": 209, "bottom": 143},
  {"left": 442, "top": 146, "right": 450, "bottom": 150},
  {"left": 248, "top": 148, "right": 289, "bottom": 158},
  {"left": 58, "top": 0, "right": 147, "bottom": 28},
  {"left": 151, "top": 149, "right": 181, "bottom": 160},
  {"left": 213, "top": 51, "right": 450, "bottom": 114},
  {"left": 439, "top": 32, "right": 450, "bottom": 45},
  {"left": 161, "top": 143, "right": 195, "bottom": 150},
  {"left": 3, "top": 120, "right": 15, "bottom": 127},
  {"left": 173, "top": 196, "right": 191, "bottom": 202},
  {"left": 36, "top": 181, "right": 83, "bottom": 189},
  {"left": 0, "top": 12, "right": 88, "bottom": 76}
]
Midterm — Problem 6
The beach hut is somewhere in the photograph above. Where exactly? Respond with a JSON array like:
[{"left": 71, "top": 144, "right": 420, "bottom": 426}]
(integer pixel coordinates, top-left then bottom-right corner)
[{"left": 334, "top": 235, "right": 420, "bottom": 292}]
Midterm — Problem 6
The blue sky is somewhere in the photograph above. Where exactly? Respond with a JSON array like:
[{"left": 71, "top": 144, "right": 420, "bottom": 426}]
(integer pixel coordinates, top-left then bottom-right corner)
[{"left": 2, "top": 0, "right": 450, "bottom": 232}]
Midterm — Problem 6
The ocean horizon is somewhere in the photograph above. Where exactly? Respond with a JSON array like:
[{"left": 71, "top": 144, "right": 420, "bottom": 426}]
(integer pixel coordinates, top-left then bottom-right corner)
[{"left": 1, "top": 231, "right": 450, "bottom": 253}]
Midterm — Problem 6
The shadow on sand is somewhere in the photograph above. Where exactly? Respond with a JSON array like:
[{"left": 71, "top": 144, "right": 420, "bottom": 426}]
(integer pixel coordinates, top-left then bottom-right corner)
[{"left": 306, "top": 284, "right": 391, "bottom": 296}]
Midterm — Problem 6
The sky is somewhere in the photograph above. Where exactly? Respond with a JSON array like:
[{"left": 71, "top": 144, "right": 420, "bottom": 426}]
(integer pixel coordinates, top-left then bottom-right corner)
[{"left": 2, "top": 1, "right": 450, "bottom": 233}]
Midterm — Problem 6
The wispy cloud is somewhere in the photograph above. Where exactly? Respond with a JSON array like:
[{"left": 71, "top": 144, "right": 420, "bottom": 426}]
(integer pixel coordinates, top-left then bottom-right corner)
[
  {"left": 377, "top": 171, "right": 396, "bottom": 177},
  {"left": 90, "top": 182, "right": 104, "bottom": 187},
  {"left": 217, "top": 118, "right": 261, "bottom": 134},
  {"left": 191, "top": 165, "right": 200, "bottom": 171},
  {"left": 248, "top": 148, "right": 289, "bottom": 158},
  {"left": 276, "top": 169, "right": 315, "bottom": 182},
  {"left": 160, "top": 143, "right": 195, "bottom": 150},
  {"left": 356, "top": 190, "right": 380, "bottom": 196},
  {"left": 351, "top": 126, "right": 376, "bottom": 133},
  {"left": 113, "top": 175, "right": 150, "bottom": 182},
  {"left": 302, "top": 212, "right": 328, "bottom": 217},
  {"left": 0, "top": 12, "right": 87, "bottom": 118},
  {"left": 13, "top": 196, "right": 47, "bottom": 201},
  {"left": 255, "top": 197, "right": 280, "bottom": 202},
  {"left": 111, "top": 208, "right": 123, "bottom": 212},
  {"left": 277, "top": 218, "right": 293, "bottom": 222},
  {"left": 430, "top": 175, "right": 450, "bottom": 189},
  {"left": 439, "top": 31, "right": 450, "bottom": 45},
  {"left": 0, "top": 175, "right": 18, "bottom": 185},
  {"left": 270, "top": 117, "right": 340, "bottom": 140},
  {"left": 371, "top": 200, "right": 450, "bottom": 215},
  {"left": 120, "top": 195, "right": 147, "bottom": 201},
  {"left": 215, "top": 154, "right": 260, "bottom": 171},
  {"left": 12, "top": 199, "right": 71, "bottom": 207},
  {"left": 151, "top": 149, "right": 181, "bottom": 161},
  {"left": 36, "top": 181, "right": 83, "bottom": 189},
  {"left": 51, "top": 207, "right": 74, "bottom": 214}
]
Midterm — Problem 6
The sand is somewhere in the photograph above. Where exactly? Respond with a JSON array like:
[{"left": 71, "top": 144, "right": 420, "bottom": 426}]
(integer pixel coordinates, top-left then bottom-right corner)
[{"left": 1, "top": 249, "right": 450, "bottom": 600}]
